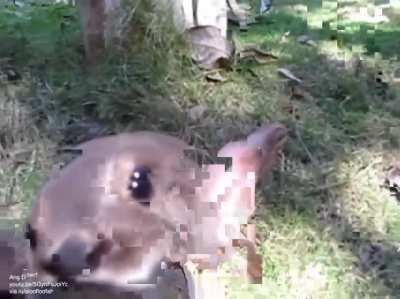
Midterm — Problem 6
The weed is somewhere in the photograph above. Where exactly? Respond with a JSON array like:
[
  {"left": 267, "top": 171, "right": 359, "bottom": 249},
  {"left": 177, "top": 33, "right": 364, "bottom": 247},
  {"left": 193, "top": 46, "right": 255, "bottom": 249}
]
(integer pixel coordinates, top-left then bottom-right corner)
[{"left": 0, "top": 0, "right": 400, "bottom": 297}]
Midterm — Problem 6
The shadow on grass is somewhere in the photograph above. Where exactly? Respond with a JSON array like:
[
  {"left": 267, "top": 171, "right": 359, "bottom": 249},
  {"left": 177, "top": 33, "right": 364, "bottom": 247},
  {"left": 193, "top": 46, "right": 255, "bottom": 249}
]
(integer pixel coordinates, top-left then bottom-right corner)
[
  {"left": 237, "top": 6, "right": 400, "bottom": 297},
  {"left": 250, "top": 10, "right": 400, "bottom": 60}
]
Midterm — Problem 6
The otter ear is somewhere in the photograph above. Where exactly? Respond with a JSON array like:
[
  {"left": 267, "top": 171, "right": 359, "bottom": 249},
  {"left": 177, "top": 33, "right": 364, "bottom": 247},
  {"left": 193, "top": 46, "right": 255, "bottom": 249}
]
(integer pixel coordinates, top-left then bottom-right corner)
[{"left": 217, "top": 123, "right": 287, "bottom": 181}]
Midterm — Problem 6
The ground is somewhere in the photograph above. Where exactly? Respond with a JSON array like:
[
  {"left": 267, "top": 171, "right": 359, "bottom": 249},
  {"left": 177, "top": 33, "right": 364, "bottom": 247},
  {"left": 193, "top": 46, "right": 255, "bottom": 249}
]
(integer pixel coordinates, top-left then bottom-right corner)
[{"left": 0, "top": 0, "right": 400, "bottom": 298}]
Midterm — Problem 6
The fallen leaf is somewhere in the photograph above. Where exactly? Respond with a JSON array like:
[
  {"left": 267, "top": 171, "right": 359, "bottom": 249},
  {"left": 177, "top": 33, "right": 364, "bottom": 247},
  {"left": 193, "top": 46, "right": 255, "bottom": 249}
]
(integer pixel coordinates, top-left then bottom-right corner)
[
  {"left": 277, "top": 68, "right": 302, "bottom": 84},
  {"left": 205, "top": 72, "right": 227, "bottom": 82},
  {"left": 297, "top": 35, "right": 317, "bottom": 46},
  {"left": 8, "top": 72, "right": 20, "bottom": 82},
  {"left": 238, "top": 46, "right": 278, "bottom": 64},
  {"left": 280, "top": 31, "right": 290, "bottom": 44}
]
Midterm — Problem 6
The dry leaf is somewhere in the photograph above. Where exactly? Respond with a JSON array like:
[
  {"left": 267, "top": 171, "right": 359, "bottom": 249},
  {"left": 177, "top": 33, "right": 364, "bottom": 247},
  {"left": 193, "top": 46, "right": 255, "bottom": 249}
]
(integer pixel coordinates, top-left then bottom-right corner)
[
  {"left": 205, "top": 72, "right": 227, "bottom": 82},
  {"left": 238, "top": 46, "right": 278, "bottom": 64},
  {"left": 280, "top": 31, "right": 290, "bottom": 44},
  {"left": 297, "top": 35, "right": 317, "bottom": 46},
  {"left": 277, "top": 68, "right": 302, "bottom": 84}
]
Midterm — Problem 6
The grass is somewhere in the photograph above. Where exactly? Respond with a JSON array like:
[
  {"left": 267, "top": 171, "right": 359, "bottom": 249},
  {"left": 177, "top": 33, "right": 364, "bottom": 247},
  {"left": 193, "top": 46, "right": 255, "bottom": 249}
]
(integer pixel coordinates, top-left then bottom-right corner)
[{"left": 1, "top": 0, "right": 400, "bottom": 297}]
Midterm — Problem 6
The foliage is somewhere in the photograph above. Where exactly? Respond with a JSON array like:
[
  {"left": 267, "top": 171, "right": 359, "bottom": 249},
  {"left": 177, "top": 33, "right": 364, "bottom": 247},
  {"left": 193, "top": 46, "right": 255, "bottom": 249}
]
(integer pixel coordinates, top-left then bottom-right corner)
[
  {"left": 0, "top": 2, "right": 81, "bottom": 69},
  {"left": 0, "top": 0, "right": 400, "bottom": 298}
]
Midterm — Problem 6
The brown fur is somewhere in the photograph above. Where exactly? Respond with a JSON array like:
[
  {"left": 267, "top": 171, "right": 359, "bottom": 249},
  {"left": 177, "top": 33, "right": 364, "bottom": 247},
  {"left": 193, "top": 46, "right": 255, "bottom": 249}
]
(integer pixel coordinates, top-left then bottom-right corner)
[{"left": 4, "top": 124, "right": 286, "bottom": 299}]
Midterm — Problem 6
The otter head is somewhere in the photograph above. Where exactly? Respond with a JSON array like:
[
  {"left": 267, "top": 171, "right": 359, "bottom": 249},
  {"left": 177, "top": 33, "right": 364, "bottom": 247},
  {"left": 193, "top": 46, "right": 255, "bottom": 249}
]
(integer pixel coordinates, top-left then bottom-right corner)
[{"left": 25, "top": 124, "right": 287, "bottom": 298}]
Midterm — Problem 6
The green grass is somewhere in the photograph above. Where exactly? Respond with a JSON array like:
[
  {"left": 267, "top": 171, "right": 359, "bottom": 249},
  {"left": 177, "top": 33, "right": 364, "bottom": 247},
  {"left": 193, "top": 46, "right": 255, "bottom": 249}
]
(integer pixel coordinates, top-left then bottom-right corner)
[{"left": 1, "top": 0, "right": 400, "bottom": 297}]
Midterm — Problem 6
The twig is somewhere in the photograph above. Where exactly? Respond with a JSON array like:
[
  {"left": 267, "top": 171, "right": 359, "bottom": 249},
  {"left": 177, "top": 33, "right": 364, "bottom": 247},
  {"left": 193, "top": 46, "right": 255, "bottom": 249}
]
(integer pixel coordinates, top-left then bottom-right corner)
[
  {"left": 294, "top": 122, "right": 339, "bottom": 198},
  {"left": 294, "top": 122, "right": 319, "bottom": 169}
]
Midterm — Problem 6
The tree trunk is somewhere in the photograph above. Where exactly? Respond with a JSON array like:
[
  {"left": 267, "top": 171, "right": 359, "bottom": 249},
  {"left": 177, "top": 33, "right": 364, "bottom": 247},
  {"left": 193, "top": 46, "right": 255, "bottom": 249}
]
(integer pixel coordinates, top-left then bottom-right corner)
[{"left": 77, "top": 0, "right": 106, "bottom": 66}]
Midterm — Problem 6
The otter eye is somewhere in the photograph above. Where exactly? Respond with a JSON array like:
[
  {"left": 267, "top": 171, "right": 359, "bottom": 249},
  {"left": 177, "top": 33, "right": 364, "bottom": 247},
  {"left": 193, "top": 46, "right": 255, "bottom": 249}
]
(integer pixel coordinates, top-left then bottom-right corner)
[
  {"left": 25, "top": 223, "right": 37, "bottom": 250},
  {"left": 128, "top": 166, "right": 153, "bottom": 205}
]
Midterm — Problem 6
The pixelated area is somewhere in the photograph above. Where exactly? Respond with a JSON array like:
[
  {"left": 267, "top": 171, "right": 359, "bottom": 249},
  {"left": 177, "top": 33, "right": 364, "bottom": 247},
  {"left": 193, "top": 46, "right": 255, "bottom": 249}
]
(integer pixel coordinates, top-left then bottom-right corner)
[{"left": 11, "top": 124, "right": 286, "bottom": 297}]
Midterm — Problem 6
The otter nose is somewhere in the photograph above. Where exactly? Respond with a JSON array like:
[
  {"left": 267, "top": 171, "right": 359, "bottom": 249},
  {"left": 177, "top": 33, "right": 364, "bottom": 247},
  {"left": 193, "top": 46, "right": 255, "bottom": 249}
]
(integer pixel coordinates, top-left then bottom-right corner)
[{"left": 45, "top": 236, "right": 92, "bottom": 278}]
